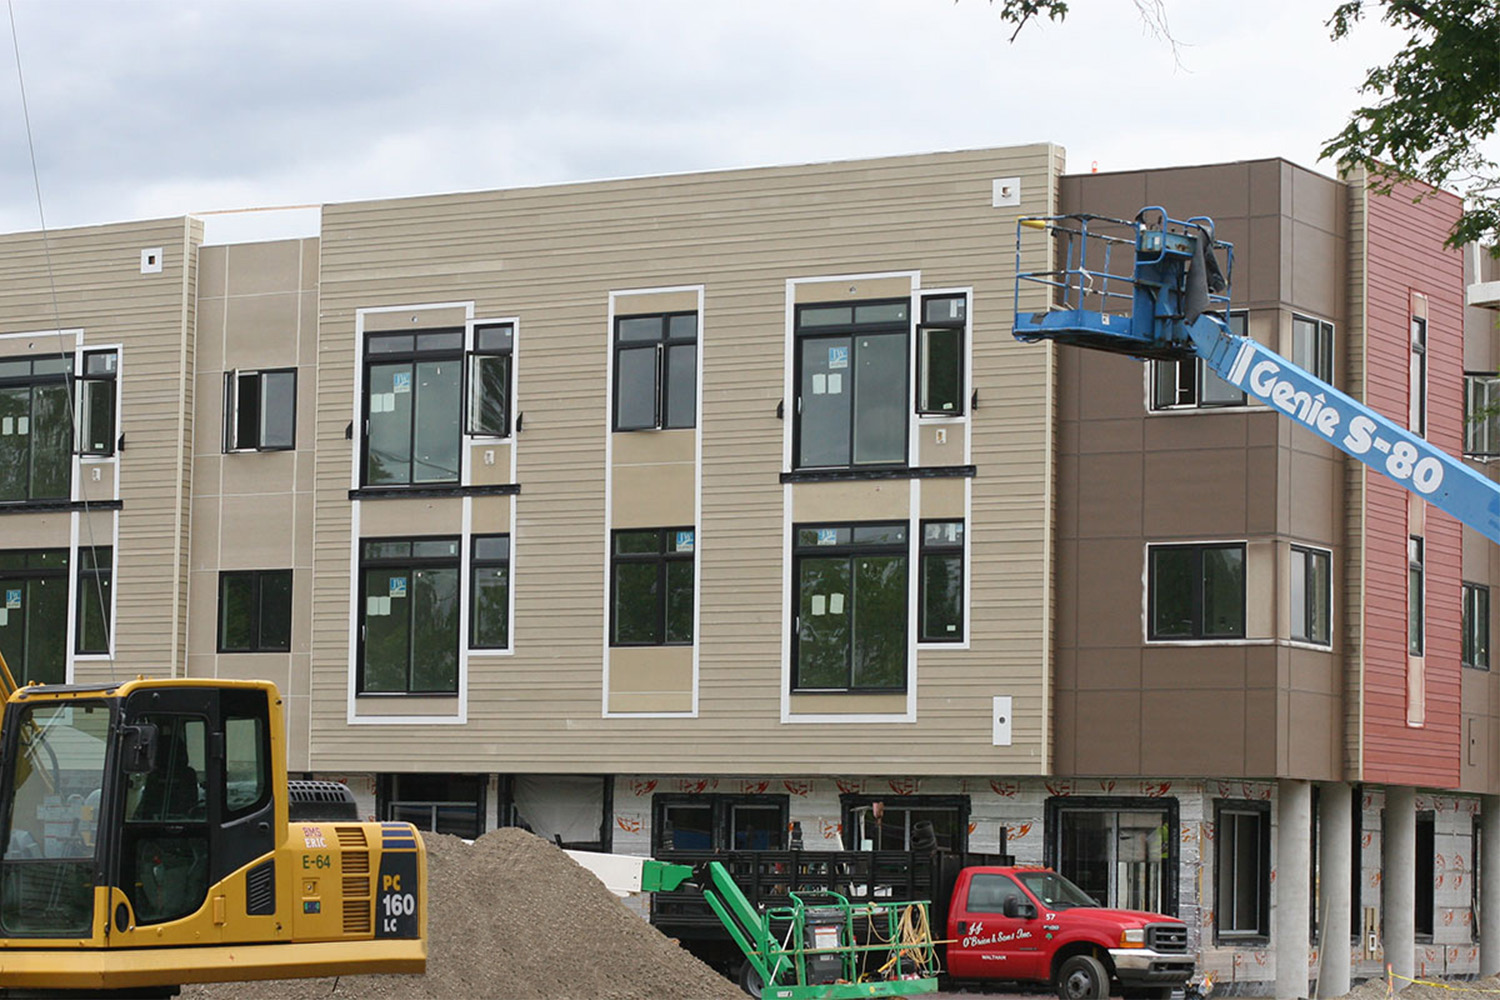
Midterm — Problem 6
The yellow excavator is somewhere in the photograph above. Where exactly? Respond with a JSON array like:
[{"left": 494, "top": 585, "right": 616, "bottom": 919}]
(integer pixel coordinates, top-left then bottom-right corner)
[{"left": 0, "top": 663, "right": 425, "bottom": 997}]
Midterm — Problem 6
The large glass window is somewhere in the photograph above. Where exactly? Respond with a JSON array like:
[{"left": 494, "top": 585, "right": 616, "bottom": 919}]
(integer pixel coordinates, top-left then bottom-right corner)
[
  {"left": 795, "top": 300, "right": 908, "bottom": 469},
  {"left": 793, "top": 522, "right": 907, "bottom": 691},
  {"left": 76, "top": 547, "right": 112, "bottom": 655},
  {"left": 217, "top": 570, "right": 292, "bottom": 653},
  {"left": 1148, "top": 543, "right": 1246, "bottom": 640},
  {"left": 0, "top": 550, "right": 68, "bottom": 685},
  {"left": 1292, "top": 315, "right": 1335, "bottom": 383},
  {"left": 652, "top": 794, "right": 789, "bottom": 854},
  {"left": 1047, "top": 798, "right": 1177, "bottom": 915},
  {"left": 1410, "top": 536, "right": 1425, "bottom": 655},
  {"left": 0, "top": 356, "right": 72, "bottom": 502},
  {"left": 614, "top": 313, "right": 697, "bottom": 431},
  {"left": 917, "top": 295, "right": 966, "bottom": 415},
  {"left": 359, "top": 538, "right": 460, "bottom": 694},
  {"left": 1150, "top": 313, "right": 1247, "bottom": 410},
  {"left": 466, "top": 324, "right": 513, "bottom": 438},
  {"left": 1290, "top": 545, "right": 1331, "bottom": 646},
  {"left": 224, "top": 369, "right": 296, "bottom": 452},
  {"left": 840, "top": 794, "right": 969, "bottom": 852},
  {"left": 610, "top": 528, "right": 694, "bottom": 646},
  {"left": 1215, "top": 801, "right": 1270, "bottom": 941},
  {"left": 1464, "top": 582, "right": 1490, "bottom": 670},
  {"left": 77, "top": 350, "right": 118, "bottom": 457},
  {"left": 919, "top": 520, "right": 964, "bottom": 642},
  {"left": 470, "top": 535, "right": 510, "bottom": 650},
  {"left": 364, "top": 330, "right": 463, "bottom": 487}
]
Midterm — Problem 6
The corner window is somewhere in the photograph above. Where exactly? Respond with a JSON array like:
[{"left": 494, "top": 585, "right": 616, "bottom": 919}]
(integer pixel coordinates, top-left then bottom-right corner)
[
  {"left": 469, "top": 535, "right": 510, "bottom": 650},
  {"left": 0, "top": 549, "right": 68, "bottom": 684},
  {"left": 1409, "top": 536, "right": 1425, "bottom": 655},
  {"left": 78, "top": 350, "right": 118, "bottom": 456},
  {"left": 1148, "top": 543, "right": 1245, "bottom": 640},
  {"left": 793, "top": 522, "right": 907, "bottom": 691},
  {"left": 217, "top": 570, "right": 292, "bottom": 653},
  {"left": 363, "top": 331, "right": 463, "bottom": 487},
  {"left": 1150, "top": 313, "right": 1247, "bottom": 410},
  {"left": 0, "top": 356, "right": 72, "bottom": 502},
  {"left": 1465, "top": 374, "right": 1500, "bottom": 458},
  {"left": 1464, "top": 582, "right": 1490, "bottom": 670},
  {"left": 652, "top": 794, "right": 788, "bottom": 853},
  {"left": 224, "top": 369, "right": 296, "bottom": 452},
  {"left": 76, "top": 547, "right": 112, "bottom": 654},
  {"left": 610, "top": 528, "right": 694, "bottom": 646},
  {"left": 1214, "top": 800, "right": 1270, "bottom": 941},
  {"left": 1292, "top": 315, "right": 1335, "bottom": 383},
  {"left": 1411, "top": 315, "right": 1428, "bottom": 436},
  {"left": 613, "top": 313, "right": 697, "bottom": 431},
  {"left": 795, "top": 300, "right": 908, "bottom": 469},
  {"left": 466, "top": 324, "right": 512, "bottom": 438},
  {"left": 917, "top": 295, "right": 965, "bottom": 415},
  {"left": 919, "top": 520, "right": 964, "bottom": 642},
  {"left": 1290, "top": 545, "right": 1331, "bottom": 646},
  {"left": 358, "top": 538, "right": 459, "bottom": 693}
]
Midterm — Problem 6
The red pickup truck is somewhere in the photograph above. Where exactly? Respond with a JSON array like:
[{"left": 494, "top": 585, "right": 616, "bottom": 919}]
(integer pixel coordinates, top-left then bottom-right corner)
[{"left": 946, "top": 865, "right": 1195, "bottom": 999}]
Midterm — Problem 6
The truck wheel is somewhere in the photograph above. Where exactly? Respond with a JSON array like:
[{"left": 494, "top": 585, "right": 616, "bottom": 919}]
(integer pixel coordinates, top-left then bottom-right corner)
[
  {"left": 738, "top": 960, "right": 764, "bottom": 999},
  {"left": 1056, "top": 954, "right": 1109, "bottom": 1000}
]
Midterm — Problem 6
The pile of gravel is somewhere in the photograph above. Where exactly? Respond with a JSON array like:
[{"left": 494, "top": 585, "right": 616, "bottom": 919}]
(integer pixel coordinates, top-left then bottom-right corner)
[
  {"left": 185, "top": 828, "right": 742, "bottom": 1000},
  {"left": 1338, "top": 974, "right": 1500, "bottom": 999}
]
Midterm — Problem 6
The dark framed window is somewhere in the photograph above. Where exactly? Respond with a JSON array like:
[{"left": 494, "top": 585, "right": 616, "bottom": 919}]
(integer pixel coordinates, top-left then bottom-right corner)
[
  {"left": 0, "top": 549, "right": 68, "bottom": 684},
  {"left": 470, "top": 535, "right": 510, "bottom": 650},
  {"left": 224, "top": 369, "right": 296, "bottom": 452},
  {"left": 919, "top": 520, "right": 963, "bottom": 642},
  {"left": 1214, "top": 800, "right": 1271, "bottom": 942},
  {"left": 1411, "top": 314, "right": 1428, "bottom": 436},
  {"left": 1352, "top": 784, "right": 1364, "bottom": 940},
  {"left": 217, "top": 570, "right": 292, "bottom": 653},
  {"left": 1410, "top": 536, "right": 1425, "bottom": 655},
  {"left": 610, "top": 528, "right": 694, "bottom": 646},
  {"left": 795, "top": 300, "right": 908, "bottom": 469},
  {"left": 1148, "top": 543, "right": 1246, "bottom": 640},
  {"left": 917, "top": 294, "right": 965, "bottom": 415},
  {"left": 1045, "top": 796, "right": 1179, "bottom": 916},
  {"left": 793, "top": 522, "right": 907, "bottom": 692},
  {"left": 358, "top": 537, "right": 460, "bottom": 694},
  {"left": 1416, "top": 811, "right": 1435, "bottom": 940},
  {"left": 379, "top": 773, "right": 486, "bottom": 840},
  {"left": 1291, "top": 545, "right": 1331, "bottom": 646},
  {"left": 0, "top": 356, "right": 72, "bottom": 502},
  {"left": 1150, "top": 313, "right": 1247, "bottom": 410},
  {"left": 840, "top": 793, "right": 970, "bottom": 852},
  {"left": 76, "top": 547, "right": 112, "bottom": 654},
  {"left": 613, "top": 313, "right": 697, "bottom": 431},
  {"left": 466, "top": 323, "right": 512, "bottom": 438},
  {"left": 1293, "top": 314, "right": 1335, "bottom": 383},
  {"left": 1464, "top": 583, "right": 1491, "bottom": 669},
  {"left": 1465, "top": 373, "right": 1500, "bottom": 458},
  {"left": 363, "top": 330, "right": 463, "bottom": 487},
  {"left": 1474, "top": 814, "right": 1482, "bottom": 943},
  {"left": 77, "top": 350, "right": 118, "bottom": 456},
  {"left": 652, "top": 793, "right": 789, "bottom": 854}
]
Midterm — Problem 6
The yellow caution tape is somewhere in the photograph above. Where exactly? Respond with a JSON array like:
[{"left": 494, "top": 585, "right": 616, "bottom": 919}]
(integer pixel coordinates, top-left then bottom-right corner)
[{"left": 1386, "top": 965, "right": 1500, "bottom": 993}]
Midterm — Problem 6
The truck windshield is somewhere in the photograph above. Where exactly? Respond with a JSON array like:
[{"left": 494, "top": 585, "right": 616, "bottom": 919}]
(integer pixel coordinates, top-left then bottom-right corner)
[
  {"left": 1014, "top": 870, "right": 1100, "bottom": 910},
  {"left": 0, "top": 700, "right": 111, "bottom": 937}
]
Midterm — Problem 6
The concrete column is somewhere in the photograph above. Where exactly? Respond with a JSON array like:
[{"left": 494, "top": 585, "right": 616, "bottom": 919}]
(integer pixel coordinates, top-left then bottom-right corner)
[
  {"left": 1384, "top": 786, "right": 1417, "bottom": 989},
  {"left": 1316, "top": 783, "right": 1353, "bottom": 998},
  {"left": 1481, "top": 795, "right": 1500, "bottom": 976},
  {"left": 1277, "top": 779, "right": 1312, "bottom": 1000}
]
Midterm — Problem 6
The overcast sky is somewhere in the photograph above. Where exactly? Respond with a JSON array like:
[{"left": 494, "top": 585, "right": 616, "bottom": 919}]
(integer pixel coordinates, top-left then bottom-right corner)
[{"left": 0, "top": 0, "right": 1450, "bottom": 243}]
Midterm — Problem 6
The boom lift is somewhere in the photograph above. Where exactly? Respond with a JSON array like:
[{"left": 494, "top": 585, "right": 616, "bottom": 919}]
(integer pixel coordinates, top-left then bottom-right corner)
[
  {"left": 1013, "top": 209, "right": 1500, "bottom": 544},
  {"left": 0, "top": 670, "right": 425, "bottom": 997}
]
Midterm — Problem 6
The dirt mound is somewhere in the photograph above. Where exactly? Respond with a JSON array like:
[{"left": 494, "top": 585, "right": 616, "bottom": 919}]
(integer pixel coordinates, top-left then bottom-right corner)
[
  {"left": 1337, "top": 975, "right": 1500, "bottom": 999},
  {"left": 184, "top": 828, "right": 742, "bottom": 1000}
]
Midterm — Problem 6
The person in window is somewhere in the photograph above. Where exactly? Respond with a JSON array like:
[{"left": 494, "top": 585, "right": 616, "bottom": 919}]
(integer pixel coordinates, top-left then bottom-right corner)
[{"left": 133, "top": 723, "right": 198, "bottom": 821}]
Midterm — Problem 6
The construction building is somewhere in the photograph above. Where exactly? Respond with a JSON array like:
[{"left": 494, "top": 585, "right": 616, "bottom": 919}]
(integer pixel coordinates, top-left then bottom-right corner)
[{"left": 0, "top": 144, "right": 1496, "bottom": 994}]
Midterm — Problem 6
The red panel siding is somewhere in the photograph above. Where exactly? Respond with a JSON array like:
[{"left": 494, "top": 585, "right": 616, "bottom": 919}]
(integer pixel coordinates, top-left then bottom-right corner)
[{"left": 1361, "top": 180, "right": 1465, "bottom": 787}]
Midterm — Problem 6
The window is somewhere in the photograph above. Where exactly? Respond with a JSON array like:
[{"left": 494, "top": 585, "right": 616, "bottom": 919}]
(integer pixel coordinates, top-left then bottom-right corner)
[
  {"left": 613, "top": 313, "right": 697, "bottom": 431},
  {"left": 364, "top": 330, "right": 463, "bottom": 487},
  {"left": 77, "top": 350, "right": 118, "bottom": 456},
  {"left": 217, "top": 570, "right": 292, "bottom": 653},
  {"left": 841, "top": 794, "right": 970, "bottom": 852},
  {"left": 652, "top": 794, "right": 789, "bottom": 853},
  {"left": 1464, "top": 583, "right": 1490, "bottom": 669},
  {"left": 918, "top": 295, "right": 965, "bottom": 415},
  {"left": 1290, "top": 545, "right": 1331, "bottom": 646},
  {"left": 1148, "top": 543, "right": 1246, "bottom": 640},
  {"left": 1411, "top": 315, "right": 1428, "bottom": 436},
  {"left": 470, "top": 535, "right": 510, "bottom": 650},
  {"left": 1416, "top": 811, "right": 1435, "bottom": 940},
  {"left": 223, "top": 369, "right": 296, "bottom": 452},
  {"left": 0, "top": 356, "right": 72, "bottom": 502},
  {"left": 919, "top": 520, "right": 964, "bottom": 642},
  {"left": 381, "top": 773, "right": 485, "bottom": 839},
  {"left": 1214, "top": 800, "right": 1270, "bottom": 941},
  {"left": 1474, "top": 814, "right": 1483, "bottom": 943},
  {"left": 1046, "top": 797, "right": 1178, "bottom": 915},
  {"left": 1150, "top": 313, "right": 1247, "bottom": 410},
  {"left": 1466, "top": 374, "right": 1500, "bottom": 458},
  {"left": 502, "top": 775, "right": 610, "bottom": 850},
  {"left": 0, "top": 549, "right": 68, "bottom": 684},
  {"left": 466, "top": 323, "right": 512, "bottom": 437},
  {"left": 76, "top": 546, "right": 112, "bottom": 654},
  {"left": 1409, "top": 536, "right": 1425, "bottom": 655},
  {"left": 358, "top": 538, "right": 459, "bottom": 693},
  {"left": 794, "top": 522, "right": 907, "bottom": 691},
  {"left": 610, "top": 528, "right": 694, "bottom": 646},
  {"left": 1293, "top": 314, "right": 1335, "bottom": 383},
  {"left": 795, "top": 300, "right": 908, "bottom": 469}
]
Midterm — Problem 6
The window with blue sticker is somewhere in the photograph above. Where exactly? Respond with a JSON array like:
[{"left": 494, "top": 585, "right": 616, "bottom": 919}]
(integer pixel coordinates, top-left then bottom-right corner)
[
  {"left": 0, "top": 549, "right": 69, "bottom": 684},
  {"left": 363, "top": 330, "right": 463, "bottom": 487},
  {"left": 358, "top": 538, "right": 460, "bottom": 693},
  {"left": 611, "top": 528, "right": 695, "bottom": 646},
  {"left": 794, "top": 299, "right": 909, "bottom": 469}
]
